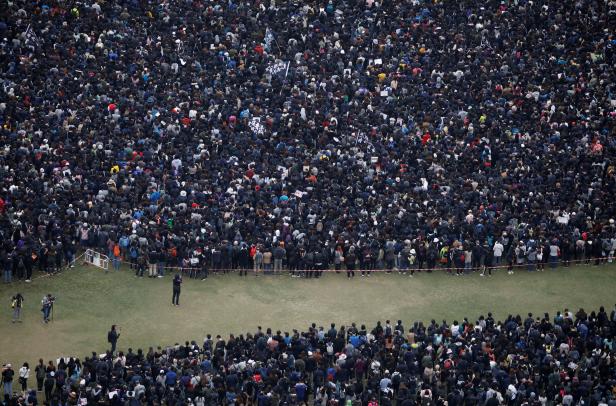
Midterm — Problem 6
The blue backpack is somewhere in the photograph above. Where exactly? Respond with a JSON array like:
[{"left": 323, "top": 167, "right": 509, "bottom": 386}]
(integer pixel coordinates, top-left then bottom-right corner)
[{"left": 119, "top": 236, "right": 129, "bottom": 248}]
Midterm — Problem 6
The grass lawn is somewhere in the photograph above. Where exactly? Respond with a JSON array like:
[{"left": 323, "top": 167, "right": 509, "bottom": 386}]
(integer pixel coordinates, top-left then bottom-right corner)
[{"left": 1, "top": 263, "right": 616, "bottom": 367}]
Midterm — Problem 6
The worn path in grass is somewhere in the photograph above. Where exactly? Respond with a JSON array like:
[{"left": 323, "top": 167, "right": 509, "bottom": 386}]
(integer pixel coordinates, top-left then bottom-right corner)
[{"left": 1, "top": 264, "right": 615, "bottom": 367}]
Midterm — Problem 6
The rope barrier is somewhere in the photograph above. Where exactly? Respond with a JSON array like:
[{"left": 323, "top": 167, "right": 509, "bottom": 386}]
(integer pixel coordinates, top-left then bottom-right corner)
[
  {"left": 105, "top": 254, "right": 614, "bottom": 274},
  {"left": 6, "top": 252, "right": 613, "bottom": 286},
  {"left": 23, "top": 252, "right": 87, "bottom": 282}
]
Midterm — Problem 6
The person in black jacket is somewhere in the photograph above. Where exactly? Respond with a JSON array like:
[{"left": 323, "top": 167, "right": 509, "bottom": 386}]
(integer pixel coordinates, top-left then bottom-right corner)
[
  {"left": 148, "top": 248, "right": 158, "bottom": 278},
  {"left": 172, "top": 273, "right": 182, "bottom": 306},
  {"left": 272, "top": 243, "right": 286, "bottom": 274},
  {"left": 238, "top": 245, "right": 250, "bottom": 276},
  {"left": 345, "top": 247, "right": 357, "bottom": 278},
  {"left": 303, "top": 251, "right": 314, "bottom": 278},
  {"left": 43, "top": 371, "right": 55, "bottom": 404},
  {"left": 199, "top": 247, "right": 209, "bottom": 280},
  {"left": 1, "top": 249, "right": 12, "bottom": 284},
  {"left": 313, "top": 249, "right": 323, "bottom": 278},
  {"left": 107, "top": 325, "right": 120, "bottom": 355},
  {"left": 135, "top": 254, "right": 147, "bottom": 278}
]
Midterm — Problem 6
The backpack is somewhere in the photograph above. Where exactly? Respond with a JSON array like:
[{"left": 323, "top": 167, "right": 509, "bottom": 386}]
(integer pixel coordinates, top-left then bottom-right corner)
[
  {"left": 602, "top": 240, "right": 611, "bottom": 252},
  {"left": 113, "top": 244, "right": 121, "bottom": 257},
  {"left": 119, "top": 236, "right": 129, "bottom": 248},
  {"left": 107, "top": 331, "right": 113, "bottom": 343}
]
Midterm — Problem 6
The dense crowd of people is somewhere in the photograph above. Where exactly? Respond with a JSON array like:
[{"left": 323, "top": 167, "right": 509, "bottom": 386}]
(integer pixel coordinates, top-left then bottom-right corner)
[
  {"left": 3, "top": 1, "right": 616, "bottom": 404},
  {"left": 1, "top": 0, "right": 616, "bottom": 279},
  {"left": 3, "top": 306, "right": 616, "bottom": 405}
]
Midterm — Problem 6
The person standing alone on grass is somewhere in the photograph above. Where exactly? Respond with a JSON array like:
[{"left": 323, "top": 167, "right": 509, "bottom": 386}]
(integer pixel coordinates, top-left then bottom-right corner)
[
  {"left": 11, "top": 293, "right": 23, "bottom": 322},
  {"left": 107, "top": 325, "right": 120, "bottom": 355},
  {"left": 172, "top": 272, "right": 182, "bottom": 306},
  {"left": 41, "top": 294, "right": 52, "bottom": 323}
]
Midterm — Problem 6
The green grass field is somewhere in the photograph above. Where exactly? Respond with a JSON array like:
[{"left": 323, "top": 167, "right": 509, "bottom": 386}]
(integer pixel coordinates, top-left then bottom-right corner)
[{"left": 1, "top": 263, "right": 616, "bottom": 368}]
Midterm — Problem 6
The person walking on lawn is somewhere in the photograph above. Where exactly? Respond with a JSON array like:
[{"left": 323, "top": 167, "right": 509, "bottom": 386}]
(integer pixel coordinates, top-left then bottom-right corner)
[{"left": 11, "top": 293, "right": 23, "bottom": 323}]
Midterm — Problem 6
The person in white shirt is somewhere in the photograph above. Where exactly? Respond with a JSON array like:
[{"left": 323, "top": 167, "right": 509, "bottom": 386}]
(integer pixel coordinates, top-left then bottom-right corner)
[
  {"left": 450, "top": 321, "right": 460, "bottom": 337},
  {"left": 379, "top": 372, "right": 392, "bottom": 394},
  {"left": 549, "top": 242, "right": 560, "bottom": 269},
  {"left": 18, "top": 362, "right": 29, "bottom": 396},
  {"left": 493, "top": 241, "right": 504, "bottom": 266}
]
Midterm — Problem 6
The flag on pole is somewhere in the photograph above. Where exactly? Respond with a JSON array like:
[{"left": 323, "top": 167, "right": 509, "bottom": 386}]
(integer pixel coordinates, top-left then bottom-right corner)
[
  {"left": 264, "top": 28, "right": 275, "bottom": 53},
  {"left": 249, "top": 117, "right": 266, "bottom": 135},
  {"left": 266, "top": 60, "right": 288, "bottom": 79}
]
